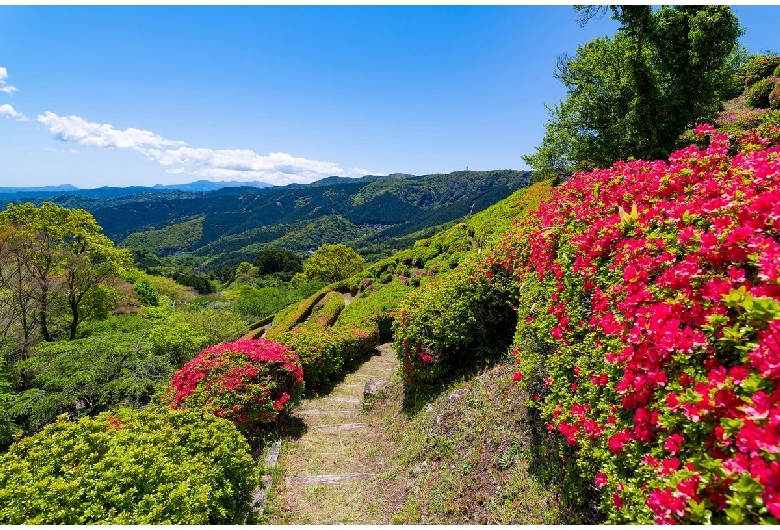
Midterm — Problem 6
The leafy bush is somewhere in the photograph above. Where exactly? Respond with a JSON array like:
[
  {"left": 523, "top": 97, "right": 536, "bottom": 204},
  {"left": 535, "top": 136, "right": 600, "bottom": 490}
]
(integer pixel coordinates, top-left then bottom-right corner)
[
  {"left": 0, "top": 371, "right": 19, "bottom": 450},
  {"left": 303, "top": 243, "right": 365, "bottom": 284},
  {"left": 747, "top": 77, "right": 780, "bottom": 109},
  {"left": 277, "top": 325, "right": 376, "bottom": 391},
  {"left": 739, "top": 54, "right": 780, "bottom": 87},
  {"left": 11, "top": 322, "right": 170, "bottom": 433},
  {"left": 163, "top": 339, "right": 302, "bottom": 436},
  {"left": 0, "top": 408, "right": 255, "bottom": 524},
  {"left": 134, "top": 278, "right": 160, "bottom": 306},
  {"left": 491, "top": 119, "right": 780, "bottom": 523},
  {"left": 308, "top": 291, "right": 345, "bottom": 327},
  {"left": 148, "top": 309, "right": 245, "bottom": 367},
  {"left": 771, "top": 84, "right": 780, "bottom": 110},
  {"left": 393, "top": 261, "right": 516, "bottom": 385}
]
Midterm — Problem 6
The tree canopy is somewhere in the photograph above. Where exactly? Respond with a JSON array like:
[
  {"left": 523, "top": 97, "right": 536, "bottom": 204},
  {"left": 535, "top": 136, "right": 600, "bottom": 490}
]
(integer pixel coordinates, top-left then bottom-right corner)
[
  {"left": 303, "top": 243, "right": 364, "bottom": 284},
  {"left": 0, "top": 202, "right": 132, "bottom": 346},
  {"left": 524, "top": 5, "right": 743, "bottom": 179}
]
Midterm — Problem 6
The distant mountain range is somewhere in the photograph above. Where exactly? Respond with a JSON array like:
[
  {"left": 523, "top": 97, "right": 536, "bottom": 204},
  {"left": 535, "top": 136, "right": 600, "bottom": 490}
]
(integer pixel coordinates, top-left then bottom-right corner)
[
  {"left": 1, "top": 170, "right": 532, "bottom": 269},
  {"left": 0, "top": 180, "right": 273, "bottom": 201}
]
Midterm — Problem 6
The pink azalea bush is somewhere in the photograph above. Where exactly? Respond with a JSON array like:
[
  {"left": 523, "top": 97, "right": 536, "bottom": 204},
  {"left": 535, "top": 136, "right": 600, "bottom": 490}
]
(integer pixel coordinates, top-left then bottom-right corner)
[
  {"left": 491, "top": 110, "right": 780, "bottom": 523},
  {"left": 163, "top": 339, "right": 303, "bottom": 433}
]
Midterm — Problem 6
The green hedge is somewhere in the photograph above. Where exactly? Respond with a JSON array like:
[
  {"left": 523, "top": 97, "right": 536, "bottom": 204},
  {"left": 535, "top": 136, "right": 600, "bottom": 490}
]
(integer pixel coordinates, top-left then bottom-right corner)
[
  {"left": 0, "top": 408, "right": 255, "bottom": 524},
  {"left": 265, "top": 288, "right": 330, "bottom": 341},
  {"left": 308, "top": 291, "right": 346, "bottom": 327}
]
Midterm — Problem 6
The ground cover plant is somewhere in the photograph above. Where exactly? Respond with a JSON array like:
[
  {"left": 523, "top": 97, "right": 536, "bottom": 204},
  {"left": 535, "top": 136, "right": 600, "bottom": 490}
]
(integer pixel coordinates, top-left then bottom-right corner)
[
  {"left": 489, "top": 110, "right": 780, "bottom": 523},
  {"left": 0, "top": 408, "right": 255, "bottom": 524}
]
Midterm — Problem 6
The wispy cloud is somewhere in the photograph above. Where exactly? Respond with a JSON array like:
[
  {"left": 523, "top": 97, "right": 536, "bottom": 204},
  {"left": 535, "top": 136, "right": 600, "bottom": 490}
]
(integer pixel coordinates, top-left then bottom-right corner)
[
  {"left": 36, "top": 111, "right": 366, "bottom": 185},
  {"left": 0, "top": 67, "right": 17, "bottom": 95},
  {"left": 0, "top": 103, "right": 27, "bottom": 121},
  {"left": 37, "top": 112, "right": 184, "bottom": 150}
]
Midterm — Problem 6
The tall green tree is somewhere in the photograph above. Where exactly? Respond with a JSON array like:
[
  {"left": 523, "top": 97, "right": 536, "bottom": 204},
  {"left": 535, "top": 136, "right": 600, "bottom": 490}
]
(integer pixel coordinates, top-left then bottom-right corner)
[
  {"left": 303, "top": 243, "right": 364, "bottom": 284},
  {"left": 524, "top": 5, "right": 743, "bottom": 179},
  {"left": 0, "top": 203, "right": 132, "bottom": 343}
]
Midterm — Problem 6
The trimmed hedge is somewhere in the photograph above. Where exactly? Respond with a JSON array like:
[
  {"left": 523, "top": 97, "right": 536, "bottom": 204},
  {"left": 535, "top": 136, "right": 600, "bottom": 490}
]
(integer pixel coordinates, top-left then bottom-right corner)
[
  {"left": 0, "top": 408, "right": 255, "bottom": 524},
  {"left": 265, "top": 288, "right": 330, "bottom": 341},
  {"left": 308, "top": 290, "right": 346, "bottom": 327}
]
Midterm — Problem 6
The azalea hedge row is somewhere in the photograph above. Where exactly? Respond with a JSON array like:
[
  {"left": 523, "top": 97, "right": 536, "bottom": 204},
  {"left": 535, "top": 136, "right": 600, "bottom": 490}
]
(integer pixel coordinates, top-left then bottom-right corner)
[
  {"left": 491, "top": 111, "right": 780, "bottom": 523},
  {"left": 308, "top": 290, "right": 346, "bottom": 327},
  {"left": 393, "top": 261, "right": 516, "bottom": 385},
  {"left": 162, "top": 339, "right": 303, "bottom": 435},
  {"left": 265, "top": 288, "right": 330, "bottom": 341},
  {"left": 337, "top": 280, "right": 413, "bottom": 339},
  {"left": 0, "top": 408, "right": 255, "bottom": 524},
  {"left": 277, "top": 324, "right": 377, "bottom": 391}
]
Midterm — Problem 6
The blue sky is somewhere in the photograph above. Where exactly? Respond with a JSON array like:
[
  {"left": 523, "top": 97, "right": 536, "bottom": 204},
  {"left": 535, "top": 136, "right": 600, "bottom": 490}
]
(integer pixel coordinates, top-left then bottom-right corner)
[{"left": 0, "top": 5, "right": 778, "bottom": 189}]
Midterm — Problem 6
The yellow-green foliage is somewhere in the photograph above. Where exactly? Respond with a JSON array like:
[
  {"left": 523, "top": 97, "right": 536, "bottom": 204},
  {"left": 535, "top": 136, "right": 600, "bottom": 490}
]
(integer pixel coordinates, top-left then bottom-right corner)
[
  {"left": 143, "top": 273, "right": 198, "bottom": 301},
  {"left": 308, "top": 291, "right": 345, "bottom": 327},
  {"left": 337, "top": 280, "right": 413, "bottom": 339},
  {"left": 265, "top": 288, "right": 330, "bottom": 341},
  {"left": 0, "top": 408, "right": 255, "bottom": 524}
]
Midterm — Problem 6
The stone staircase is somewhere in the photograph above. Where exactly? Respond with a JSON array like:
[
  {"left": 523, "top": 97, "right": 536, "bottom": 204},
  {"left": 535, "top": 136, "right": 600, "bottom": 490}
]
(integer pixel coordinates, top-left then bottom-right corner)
[{"left": 262, "top": 342, "right": 399, "bottom": 523}]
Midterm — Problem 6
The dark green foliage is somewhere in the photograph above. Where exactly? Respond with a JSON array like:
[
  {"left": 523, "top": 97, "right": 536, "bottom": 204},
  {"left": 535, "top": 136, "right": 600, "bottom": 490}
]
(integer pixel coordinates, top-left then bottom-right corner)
[
  {"left": 747, "top": 77, "right": 780, "bottom": 108},
  {"left": 0, "top": 408, "right": 255, "bottom": 524},
  {"left": 120, "top": 217, "right": 204, "bottom": 256},
  {"left": 172, "top": 270, "right": 214, "bottom": 294},
  {"left": 11, "top": 319, "right": 170, "bottom": 432},
  {"left": 253, "top": 249, "right": 303, "bottom": 278},
  {"left": 0, "top": 370, "right": 20, "bottom": 450},
  {"left": 525, "top": 6, "right": 743, "bottom": 178}
]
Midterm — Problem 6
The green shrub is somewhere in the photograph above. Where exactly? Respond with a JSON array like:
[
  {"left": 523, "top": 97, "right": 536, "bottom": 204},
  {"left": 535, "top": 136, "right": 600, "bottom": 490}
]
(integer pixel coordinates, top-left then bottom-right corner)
[
  {"left": 265, "top": 288, "right": 330, "bottom": 341},
  {"left": 393, "top": 262, "right": 516, "bottom": 385},
  {"left": 740, "top": 54, "right": 780, "bottom": 87},
  {"left": 134, "top": 278, "right": 160, "bottom": 306},
  {"left": 771, "top": 83, "right": 780, "bottom": 110},
  {"left": 746, "top": 77, "right": 779, "bottom": 109},
  {"left": 337, "top": 280, "right": 412, "bottom": 339},
  {"left": 277, "top": 325, "right": 377, "bottom": 391},
  {"left": 163, "top": 339, "right": 303, "bottom": 437},
  {"left": 0, "top": 408, "right": 255, "bottom": 524},
  {"left": 308, "top": 290, "right": 345, "bottom": 327},
  {"left": 12, "top": 331, "right": 171, "bottom": 433}
]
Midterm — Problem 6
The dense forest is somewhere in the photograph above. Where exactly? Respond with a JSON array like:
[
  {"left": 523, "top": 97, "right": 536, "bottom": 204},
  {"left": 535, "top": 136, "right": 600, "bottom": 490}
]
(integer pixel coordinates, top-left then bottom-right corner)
[{"left": 2, "top": 5, "right": 780, "bottom": 525}]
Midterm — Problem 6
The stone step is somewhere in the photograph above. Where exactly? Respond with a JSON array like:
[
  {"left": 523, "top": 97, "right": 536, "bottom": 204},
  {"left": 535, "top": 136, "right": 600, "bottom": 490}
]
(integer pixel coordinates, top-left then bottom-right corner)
[
  {"left": 312, "top": 422, "right": 369, "bottom": 432},
  {"left": 323, "top": 396, "right": 361, "bottom": 404},
  {"left": 288, "top": 473, "right": 374, "bottom": 485},
  {"left": 295, "top": 409, "right": 358, "bottom": 416}
]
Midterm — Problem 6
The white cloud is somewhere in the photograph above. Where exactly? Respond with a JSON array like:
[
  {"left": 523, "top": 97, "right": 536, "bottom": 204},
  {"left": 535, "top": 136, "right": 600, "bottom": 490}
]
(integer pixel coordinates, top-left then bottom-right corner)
[
  {"left": 0, "top": 67, "right": 17, "bottom": 95},
  {"left": 37, "top": 112, "right": 184, "bottom": 150},
  {"left": 36, "top": 111, "right": 362, "bottom": 185},
  {"left": 0, "top": 103, "right": 27, "bottom": 121}
]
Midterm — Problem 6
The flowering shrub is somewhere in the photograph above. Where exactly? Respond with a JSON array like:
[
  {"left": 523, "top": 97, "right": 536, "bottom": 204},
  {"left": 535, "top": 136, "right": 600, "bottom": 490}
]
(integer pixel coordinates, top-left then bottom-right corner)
[
  {"left": 163, "top": 339, "right": 303, "bottom": 433},
  {"left": 338, "top": 279, "right": 412, "bottom": 339},
  {"left": 393, "top": 260, "right": 516, "bottom": 385},
  {"left": 277, "top": 324, "right": 377, "bottom": 391},
  {"left": 491, "top": 111, "right": 780, "bottom": 523},
  {"left": 0, "top": 408, "right": 255, "bottom": 524}
]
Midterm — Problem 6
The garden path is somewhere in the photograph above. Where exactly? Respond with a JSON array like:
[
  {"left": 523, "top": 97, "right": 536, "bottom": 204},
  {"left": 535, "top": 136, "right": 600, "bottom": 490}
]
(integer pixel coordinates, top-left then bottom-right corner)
[{"left": 263, "top": 342, "right": 400, "bottom": 524}]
